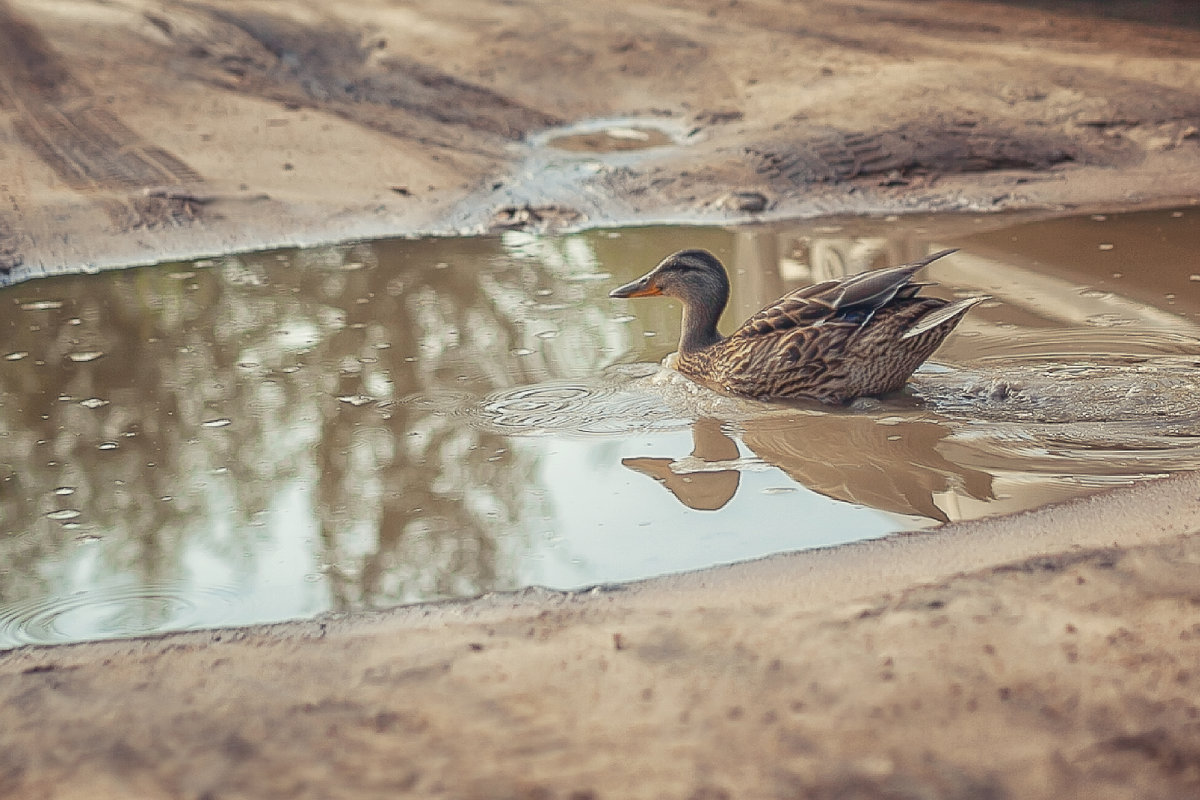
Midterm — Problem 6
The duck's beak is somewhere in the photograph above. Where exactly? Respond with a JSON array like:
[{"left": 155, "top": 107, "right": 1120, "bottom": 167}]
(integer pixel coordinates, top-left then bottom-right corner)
[{"left": 609, "top": 273, "right": 662, "bottom": 298}]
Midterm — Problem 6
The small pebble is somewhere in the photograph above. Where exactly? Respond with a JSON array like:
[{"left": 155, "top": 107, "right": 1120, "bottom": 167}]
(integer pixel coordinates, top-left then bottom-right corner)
[{"left": 722, "top": 191, "right": 768, "bottom": 212}]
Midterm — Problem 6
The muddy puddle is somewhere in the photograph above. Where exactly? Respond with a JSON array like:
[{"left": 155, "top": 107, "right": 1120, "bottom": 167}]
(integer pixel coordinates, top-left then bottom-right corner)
[
  {"left": 540, "top": 121, "right": 678, "bottom": 154},
  {"left": 0, "top": 207, "right": 1197, "bottom": 646}
]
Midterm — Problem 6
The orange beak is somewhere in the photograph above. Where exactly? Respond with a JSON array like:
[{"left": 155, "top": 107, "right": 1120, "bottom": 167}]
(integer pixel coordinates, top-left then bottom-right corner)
[{"left": 609, "top": 274, "right": 662, "bottom": 298}]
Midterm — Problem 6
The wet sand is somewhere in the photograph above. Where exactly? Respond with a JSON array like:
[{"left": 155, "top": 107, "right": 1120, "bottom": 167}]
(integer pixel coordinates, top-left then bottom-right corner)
[{"left": 2, "top": 0, "right": 1200, "bottom": 797}]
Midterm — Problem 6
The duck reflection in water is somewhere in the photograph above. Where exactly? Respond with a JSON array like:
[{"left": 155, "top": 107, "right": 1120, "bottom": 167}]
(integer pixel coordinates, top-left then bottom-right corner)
[
  {"left": 623, "top": 414, "right": 994, "bottom": 522},
  {"left": 622, "top": 418, "right": 742, "bottom": 511}
]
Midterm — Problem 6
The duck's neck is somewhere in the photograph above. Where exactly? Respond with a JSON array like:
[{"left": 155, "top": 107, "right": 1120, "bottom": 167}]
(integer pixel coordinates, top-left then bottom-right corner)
[{"left": 678, "top": 293, "right": 727, "bottom": 354}]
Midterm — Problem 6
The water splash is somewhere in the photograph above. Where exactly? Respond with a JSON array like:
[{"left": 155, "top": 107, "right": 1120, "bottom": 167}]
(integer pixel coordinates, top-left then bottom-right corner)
[
  {"left": 910, "top": 357, "right": 1200, "bottom": 481},
  {"left": 912, "top": 356, "right": 1200, "bottom": 424}
]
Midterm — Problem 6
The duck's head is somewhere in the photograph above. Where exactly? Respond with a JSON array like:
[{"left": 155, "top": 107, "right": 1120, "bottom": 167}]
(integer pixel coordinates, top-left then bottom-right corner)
[
  {"left": 608, "top": 249, "right": 730, "bottom": 307},
  {"left": 610, "top": 249, "right": 731, "bottom": 353}
]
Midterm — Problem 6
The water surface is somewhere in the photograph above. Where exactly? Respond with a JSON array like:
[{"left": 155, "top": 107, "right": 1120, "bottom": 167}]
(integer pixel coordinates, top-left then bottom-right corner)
[{"left": 1, "top": 207, "right": 1198, "bottom": 645}]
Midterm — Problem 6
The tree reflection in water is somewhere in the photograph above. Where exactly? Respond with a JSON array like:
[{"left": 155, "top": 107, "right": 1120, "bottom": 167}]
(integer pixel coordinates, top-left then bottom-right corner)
[{"left": 0, "top": 233, "right": 637, "bottom": 639}]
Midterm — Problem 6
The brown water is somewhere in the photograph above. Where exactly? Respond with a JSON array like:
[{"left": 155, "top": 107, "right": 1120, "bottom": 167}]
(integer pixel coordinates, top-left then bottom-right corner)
[
  {"left": 1, "top": 207, "right": 1198, "bottom": 646},
  {"left": 538, "top": 120, "right": 680, "bottom": 153}
]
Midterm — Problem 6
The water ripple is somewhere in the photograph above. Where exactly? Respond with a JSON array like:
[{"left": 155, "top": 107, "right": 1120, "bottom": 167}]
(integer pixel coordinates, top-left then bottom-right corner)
[
  {"left": 910, "top": 356, "right": 1200, "bottom": 480},
  {"left": 960, "top": 329, "right": 1200, "bottom": 362},
  {"left": 0, "top": 583, "right": 241, "bottom": 647},
  {"left": 472, "top": 378, "right": 691, "bottom": 435},
  {"left": 912, "top": 356, "right": 1200, "bottom": 424},
  {"left": 401, "top": 363, "right": 750, "bottom": 436}
]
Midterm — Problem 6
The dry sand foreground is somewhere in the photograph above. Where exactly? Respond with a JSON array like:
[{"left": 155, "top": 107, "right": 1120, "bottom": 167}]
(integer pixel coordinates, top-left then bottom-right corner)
[{"left": 2, "top": 0, "right": 1200, "bottom": 798}]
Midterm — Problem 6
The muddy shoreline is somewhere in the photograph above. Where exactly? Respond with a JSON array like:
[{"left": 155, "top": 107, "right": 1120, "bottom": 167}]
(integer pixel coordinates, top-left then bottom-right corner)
[{"left": 2, "top": 0, "right": 1200, "bottom": 798}]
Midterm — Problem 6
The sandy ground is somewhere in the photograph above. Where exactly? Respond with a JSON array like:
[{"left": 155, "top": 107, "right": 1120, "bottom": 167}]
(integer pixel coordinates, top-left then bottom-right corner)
[
  {"left": 1, "top": 0, "right": 1199, "bottom": 279},
  {"left": 2, "top": 0, "right": 1200, "bottom": 797}
]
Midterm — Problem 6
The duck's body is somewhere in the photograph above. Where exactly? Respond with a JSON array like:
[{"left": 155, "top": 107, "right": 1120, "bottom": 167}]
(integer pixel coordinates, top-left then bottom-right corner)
[{"left": 610, "top": 248, "right": 984, "bottom": 404}]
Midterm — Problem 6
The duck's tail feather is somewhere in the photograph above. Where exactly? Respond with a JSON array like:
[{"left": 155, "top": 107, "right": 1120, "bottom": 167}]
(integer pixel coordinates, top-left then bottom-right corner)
[
  {"left": 832, "top": 248, "right": 959, "bottom": 311},
  {"left": 901, "top": 295, "right": 988, "bottom": 339}
]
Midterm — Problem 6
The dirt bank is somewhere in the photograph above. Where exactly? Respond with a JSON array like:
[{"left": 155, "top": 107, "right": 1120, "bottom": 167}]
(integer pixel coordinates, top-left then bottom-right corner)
[
  {"left": 2, "top": 1, "right": 1200, "bottom": 798},
  {"left": 1, "top": 0, "right": 1198, "bottom": 281}
]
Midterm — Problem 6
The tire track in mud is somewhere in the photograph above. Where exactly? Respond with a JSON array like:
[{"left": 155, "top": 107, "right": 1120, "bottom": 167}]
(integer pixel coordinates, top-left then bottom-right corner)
[
  {"left": 145, "top": 5, "right": 560, "bottom": 156},
  {"left": 746, "top": 117, "right": 1080, "bottom": 189},
  {"left": 0, "top": 1, "right": 203, "bottom": 257},
  {"left": 582, "top": 116, "right": 1086, "bottom": 226}
]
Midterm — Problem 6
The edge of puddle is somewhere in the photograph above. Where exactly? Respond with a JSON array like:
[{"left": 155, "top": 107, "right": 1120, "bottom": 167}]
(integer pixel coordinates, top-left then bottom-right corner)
[
  {"left": 3, "top": 201, "right": 1200, "bottom": 651},
  {"left": 3, "top": 466, "right": 1198, "bottom": 655},
  {"left": 2, "top": 189, "right": 1197, "bottom": 289}
]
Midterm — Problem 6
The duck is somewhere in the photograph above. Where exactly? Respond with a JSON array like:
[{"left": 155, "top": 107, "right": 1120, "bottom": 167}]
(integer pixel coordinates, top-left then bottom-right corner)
[{"left": 608, "top": 248, "right": 985, "bottom": 404}]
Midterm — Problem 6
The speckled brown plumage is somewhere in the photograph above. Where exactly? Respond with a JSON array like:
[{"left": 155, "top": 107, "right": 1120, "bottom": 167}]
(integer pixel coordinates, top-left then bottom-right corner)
[{"left": 610, "top": 248, "right": 985, "bottom": 404}]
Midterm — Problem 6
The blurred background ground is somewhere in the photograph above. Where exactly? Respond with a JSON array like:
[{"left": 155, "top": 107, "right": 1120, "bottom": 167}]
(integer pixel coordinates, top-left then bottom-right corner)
[{"left": 1, "top": 0, "right": 1197, "bottom": 279}]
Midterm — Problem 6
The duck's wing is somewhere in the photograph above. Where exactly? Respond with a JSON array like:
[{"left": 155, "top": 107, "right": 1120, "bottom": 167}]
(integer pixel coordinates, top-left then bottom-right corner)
[
  {"left": 735, "top": 249, "right": 958, "bottom": 339},
  {"left": 735, "top": 279, "right": 846, "bottom": 337}
]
